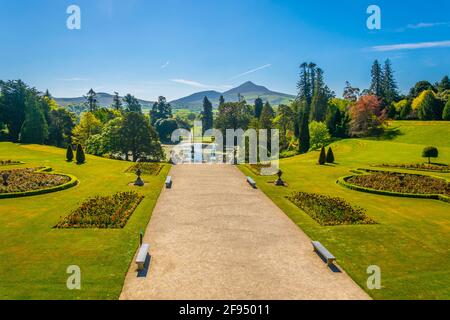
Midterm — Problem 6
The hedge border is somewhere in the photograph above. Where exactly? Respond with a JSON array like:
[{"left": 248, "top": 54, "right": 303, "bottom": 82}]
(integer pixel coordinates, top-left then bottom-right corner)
[
  {"left": 0, "top": 167, "right": 79, "bottom": 199},
  {"left": 337, "top": 168, "right": 450, "bottom": 203}
]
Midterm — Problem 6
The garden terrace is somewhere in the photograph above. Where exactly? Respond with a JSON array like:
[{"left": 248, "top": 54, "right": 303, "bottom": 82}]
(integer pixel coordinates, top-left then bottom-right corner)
[
  {"left": 55, "top": 191, "right": 144, "bottom": 229},
  {"left": 126, "top": 162, "right": 163, "bottom": 175},
  {"left": 287, "top": 191, "right": 376, "bottom": 226},
  {"left": 342, "top": 169, "right": 450, "bottom": 199}
]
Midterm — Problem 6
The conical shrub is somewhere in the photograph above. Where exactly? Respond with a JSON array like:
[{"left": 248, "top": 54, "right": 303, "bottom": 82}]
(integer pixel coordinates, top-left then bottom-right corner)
[
  {"left": 66, "top": 145, "right": 74, "bottom": 162},
  {"left": 326, "top": 147, "right": 335, "bottom": 163},
  {"left": 76, "top": 144, "right": 86, "bottom": 164},
  {"left": 318, "top": 146, "right": 326, "bottom": 165}
]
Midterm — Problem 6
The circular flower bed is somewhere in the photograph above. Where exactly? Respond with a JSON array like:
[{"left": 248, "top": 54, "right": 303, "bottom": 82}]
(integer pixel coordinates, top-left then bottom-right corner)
[
  {"left": 338, "top": 169, "right": 450, "bottom": 202},
  {"left": 0, "top": 167, "right": 78, "bottom": 198}
]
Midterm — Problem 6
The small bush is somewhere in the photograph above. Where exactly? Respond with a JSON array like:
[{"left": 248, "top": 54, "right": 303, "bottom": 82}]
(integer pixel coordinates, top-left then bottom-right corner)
[
  {"left": 66, "top": 145, "right": 74, "bottom": 162},
  {"left": 318, "top": 146, "right": 326, "bottom": 165},
  {"left": 76, "top": 144, "right": 86, "bottom": 164},
  {"left": 422, "top": 146, "right": 438, "bottom": 164},
  {"left": 55, "top": 191, "right": 144, "bottom": 229},
  {"left": 288, "top": 191, "right": 375, "bottom": 226},
  {"left": 326, "top": 147, "right": 335, "bottom": 163}
]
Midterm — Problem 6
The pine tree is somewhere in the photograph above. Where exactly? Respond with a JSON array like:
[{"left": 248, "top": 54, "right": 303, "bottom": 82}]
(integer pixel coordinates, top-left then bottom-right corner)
[
  {"left": 201, "top": 96, "right": 213, "bottom": 133},
  {"left": 112, "top": 92, "right": 123, "bottom": 111},
  {"left": 66, "top": 144, "right": 74, "bottom": 161},
  {"left": 297, "top": 63, "right": 313, "bottom": 106},
  {"left": 326, "top": 147, "right": 335, "bottom": 163},
  {"left": 443, "top": 99, "right": 450, "bottom": 120},
  {"left": 437, "top": 75, "right": 450, "bottom": 92},
  {"left": 298, "top": 108, "right": 310, "bottom": 154},
  {"left": 254, "top": 97, "right": 264, "bottom": 118},
  {"left": 84, "top": 89, "right": 98, "bottom": 112},
  {"left": 76, "top": 144, "right": 86, "bottom": 164},
  {"left": 381, "top": 59, "right": 399, "bottom": 106},
  {"left": 370, "top": 60, "right": 383, "bottom": 98},
  {"left": 219, "top": 95, "right": 225, "bottom": 106},
  {"left": 318, "top": 146, "right": 326, "bottom": 165},
  {"left": 310, "top": 68, "right": 329, "bottom": 121}
]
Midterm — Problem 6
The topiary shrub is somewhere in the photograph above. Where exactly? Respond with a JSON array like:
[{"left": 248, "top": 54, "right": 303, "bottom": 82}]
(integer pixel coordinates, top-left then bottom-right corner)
[
  {"left": 422, "top": 146, "right": 438, "bottom": 164},
  {"left": 318, "top": 146, "right": 326, "bottom": 165},
  {"left": 76, "top": 144, "right": 86, "bottom": 164},
  {"left": 443, "top": 99, "right": 450, "bottom": 120},
  {"left": 66, "top": 145, "right": 74, "bottom": 162},
  {"left": 326, "top": 147, "right": 335, "bottom": 163}
]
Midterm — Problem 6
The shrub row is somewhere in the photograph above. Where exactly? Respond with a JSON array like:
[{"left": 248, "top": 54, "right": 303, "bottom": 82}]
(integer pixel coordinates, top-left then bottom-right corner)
[
  {"left": 287, "top": 191, "right": 376, "bottom": 226},
  {"left": 55, "top": 191, "right": 144, "bottom": 229}
]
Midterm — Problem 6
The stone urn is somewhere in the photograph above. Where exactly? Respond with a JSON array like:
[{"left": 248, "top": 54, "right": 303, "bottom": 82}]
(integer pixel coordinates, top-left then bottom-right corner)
[
  {"left": 134, "top": 168, "right": 145, "bottom": 187},
  {"left": 275, "top": 170, "right": 285, "bottom": 186}
]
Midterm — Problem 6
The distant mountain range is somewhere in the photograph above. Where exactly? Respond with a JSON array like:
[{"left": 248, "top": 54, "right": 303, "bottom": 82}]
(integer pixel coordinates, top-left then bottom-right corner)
[
  {"left": 54, "top": 81, "right": 295, "bottom": 111},
  {"left": 170, "top": 81, "right": 295, "bottom": 110},
  {"left": 54, "top": 92, "right": 155, "bottom": 108}
]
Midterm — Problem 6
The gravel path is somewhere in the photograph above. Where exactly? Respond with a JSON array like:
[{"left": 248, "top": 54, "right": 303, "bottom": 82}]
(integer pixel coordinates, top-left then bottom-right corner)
[{"left": 120, "top": 164, "right": 370, "bottom": 300}]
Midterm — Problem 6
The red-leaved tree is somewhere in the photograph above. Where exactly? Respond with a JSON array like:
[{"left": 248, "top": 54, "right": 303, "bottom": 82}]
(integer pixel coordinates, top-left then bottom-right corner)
[{"left": 349, "top": 95, "right": 385, "bottom": 137}]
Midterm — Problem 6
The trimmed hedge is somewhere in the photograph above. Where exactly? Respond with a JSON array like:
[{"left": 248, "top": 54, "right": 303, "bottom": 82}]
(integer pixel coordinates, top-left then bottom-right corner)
[
  {"left": 337, "top": 169, "right": 450, "bottom": 203},
  {"left": 0, "top": 167, "right": 79, "bottom": 199}
]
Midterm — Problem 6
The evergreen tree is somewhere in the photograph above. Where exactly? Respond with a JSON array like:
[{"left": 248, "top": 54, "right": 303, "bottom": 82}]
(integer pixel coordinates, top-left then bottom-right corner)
[
  {"left": 254, "top": 97, "right": 264, "bottom": 118},
  {"left": 298, "top": 108, "right": 310, "bottom": 153},
  {"left": 370, "top": 60, "right": 383, "bottom": 98},
  {"left": 437, "top": 75, "right": 450, "bottom": 93},
  {"left": 123, "top": 94, "right": 142, "bottom": 113},
  {"left": 318, "top": 146, "right": 326, "bottom": 165},
  {"left": 112, "top": 92, "right": 123, "bottom": 111},
  {"left": 20, "top": 94, "right": 48, "bottom": 144},
  {"left": 310, "top": 68, "right": 329, "bottom": 121},
  {"left": 297, "top": 63, "right": 313, "bottom": 106},
  {"left": 84, "top": 89, "right": 98, "bottom": 112},
  {"left": 400, "top": 102, "right": 412, "bottom": 119},
  {"left": 387, "top": 105, "right": 397, "bottom": 119},
  {"left": 442, "top": 99, "right": 450, "bottom": 120},
  {"left": 201, "top": 96, "right": 213, "bottom": 133},
  {"left": 381, "top": 59, "right": 399, "bottom": 106},
  {"left": 150, "top": 96, "right": 172, "bottom": 126},
  {"left": 76, "top": 144, "right": 86, "bottom": 164},
  {"left": 416, "top": 90, "right": 440, "bottom": 120},
  {"left": 66, "top": 144, "right": 74, "bottom": 162},
  {"left": 219, "top": 95, "right": 225, "bottom": 107},
  {"left": 326, "top": 147, "right": 335, "bottom": 163}
]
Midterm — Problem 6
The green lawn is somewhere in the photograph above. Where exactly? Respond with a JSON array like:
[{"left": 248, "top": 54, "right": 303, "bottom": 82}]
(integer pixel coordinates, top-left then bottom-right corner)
[
  {"left": 239, "top": 122, "right": 450, "bottom": 300},
  {"left": 0, "top": 143, "right": 169, "bottom": 299}
]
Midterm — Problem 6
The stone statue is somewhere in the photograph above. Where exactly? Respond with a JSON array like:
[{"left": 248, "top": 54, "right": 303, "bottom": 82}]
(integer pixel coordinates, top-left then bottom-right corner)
[
  {"left": 134, "top": 168, "right": 144, "bottom": 187},
  {"left": 275, "top": 169, "right": 284, "bottom": 186}
]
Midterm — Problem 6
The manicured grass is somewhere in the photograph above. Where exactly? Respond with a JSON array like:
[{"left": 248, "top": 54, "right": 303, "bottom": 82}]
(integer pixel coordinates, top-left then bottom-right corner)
[
  {"left": 239, "top": 124, "right": 450, "bottom": 299},
  {"left": 0, "top": 143, "right": 169, "bottom": 299}
]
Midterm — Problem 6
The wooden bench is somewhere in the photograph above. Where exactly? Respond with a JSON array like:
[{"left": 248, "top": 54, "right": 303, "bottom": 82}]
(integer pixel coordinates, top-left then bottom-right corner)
[
  {"left": 136, "top": 243, "right": 150, "bottom": 271},
  {"left": 312, "top": 241, "right": 336, "bottom": 266},
  {"left": 165, "top": 176, "right": 172, "bottom": 189},
  {"left": 247, "top": 176, "right": 257, "bottom": 189}
]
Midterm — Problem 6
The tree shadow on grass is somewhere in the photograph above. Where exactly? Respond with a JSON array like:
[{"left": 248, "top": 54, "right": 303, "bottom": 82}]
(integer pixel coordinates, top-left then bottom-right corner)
[
  {"left": 372, "top": 127, "right": 403, "bottom": 141},
  {"left": 137, "top": 254, "right": 152, "bottom": 278}
]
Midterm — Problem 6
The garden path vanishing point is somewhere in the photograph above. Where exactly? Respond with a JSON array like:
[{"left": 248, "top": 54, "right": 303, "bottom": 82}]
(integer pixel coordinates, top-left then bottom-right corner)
[{"left": 120, "top": 164, "right": 370, "bottom": 300}]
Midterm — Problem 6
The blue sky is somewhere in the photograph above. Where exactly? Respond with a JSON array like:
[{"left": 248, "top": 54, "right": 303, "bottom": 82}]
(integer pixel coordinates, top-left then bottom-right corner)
[{"left": 0, "top": 0, "right": 449, "bottom": 101}]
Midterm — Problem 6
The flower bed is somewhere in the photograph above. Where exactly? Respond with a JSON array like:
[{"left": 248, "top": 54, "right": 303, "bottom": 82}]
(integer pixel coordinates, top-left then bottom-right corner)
[
  {"left": 0, "top": 160, "right": 22, "bottom": 166},
  {"left": 338, "top": 169, "right": 450, "bottom": 203},
  {"left": 248, "top": 163, "right": 274, "bottom": 175},
  {"left": 0, "top": 168, "right": 71, "bottom": 195},
  {"left": 287, "top": 192, "right": 375, "bottom": 226},
  {"left": 55, "top": 191, "right": 144, "bottom": 229},
  {"left": 376, "top": 163, "right": 450, "bottom": 173},
  {"left": 126, "top": 162, "right": 163, "bottom": 175}
]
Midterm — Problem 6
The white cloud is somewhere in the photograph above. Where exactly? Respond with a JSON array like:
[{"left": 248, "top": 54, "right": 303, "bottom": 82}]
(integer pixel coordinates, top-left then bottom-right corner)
[
  {"left": 160, "top": 61, "right": 170, "bottom": 69},
  {"left": 229, "top": 64, "right": 272, "bottom": 80},
  {"left": 370, "top": 40, "right": 450, "bottom": 52},
  {"left": 406, "top": 22, "right": 450, "bottom": 29},
  {"left": 171, "top": 79, "right": 231, "bottom": 91}
]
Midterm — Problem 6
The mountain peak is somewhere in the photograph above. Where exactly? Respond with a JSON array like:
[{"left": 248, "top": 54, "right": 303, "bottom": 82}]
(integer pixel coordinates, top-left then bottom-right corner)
[{"left": 224, "top": 81, "right": 270, "bottom": 95}]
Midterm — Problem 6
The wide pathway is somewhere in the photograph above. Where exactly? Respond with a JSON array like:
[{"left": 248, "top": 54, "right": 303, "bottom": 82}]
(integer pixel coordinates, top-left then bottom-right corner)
[{"left": 120, "top": 164, "right": 370, "bottom": 300}]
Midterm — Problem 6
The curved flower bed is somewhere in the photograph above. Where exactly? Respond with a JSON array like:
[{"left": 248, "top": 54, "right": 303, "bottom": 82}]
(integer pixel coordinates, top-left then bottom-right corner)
[
  {"left": 338, "top": 169, "right": 450, "bottom": 203},
  {"left": 375, "top": 163, "right": 450, "bottom": 173},
  {"left": 55, "top": 191, "right": 144, "bottom": 229},
  {"left": 0, "top": 167, "right": 78, "bottom": 199}
]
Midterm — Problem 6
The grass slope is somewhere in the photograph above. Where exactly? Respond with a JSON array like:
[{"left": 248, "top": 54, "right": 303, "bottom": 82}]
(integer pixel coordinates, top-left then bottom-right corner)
[
  {"left": 0, "top": 143, "right": 169, "bottom": 299},
  {"left": 240, "top": 123, "right": 450, "bottom": 299}
]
